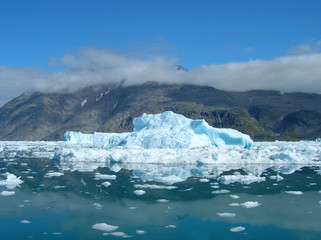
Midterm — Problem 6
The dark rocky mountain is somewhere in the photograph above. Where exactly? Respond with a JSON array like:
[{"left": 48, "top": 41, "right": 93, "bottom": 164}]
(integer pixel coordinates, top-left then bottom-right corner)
[{"left": 0, "top": 82, "right": 321, "bottom": 141}]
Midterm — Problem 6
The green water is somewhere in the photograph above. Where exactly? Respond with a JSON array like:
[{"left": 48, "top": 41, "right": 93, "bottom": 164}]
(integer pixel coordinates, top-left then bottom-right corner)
[{"left": 1, "top": 156, "right": 321, "bottom": 239}]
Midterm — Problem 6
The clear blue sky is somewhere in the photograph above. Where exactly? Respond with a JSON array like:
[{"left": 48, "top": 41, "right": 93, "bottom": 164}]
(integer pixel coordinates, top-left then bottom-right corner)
[
  {"left": 1, "top": 0, "right": 321, "bottom": 106},
  {"left": 1, "top": 0, "right": 321, "bottom": 70}
]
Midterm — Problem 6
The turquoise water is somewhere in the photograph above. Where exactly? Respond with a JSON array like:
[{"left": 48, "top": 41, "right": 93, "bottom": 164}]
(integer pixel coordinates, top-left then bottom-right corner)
[{"left": 1, "top": 155, "right": 321, "bottom": 239}]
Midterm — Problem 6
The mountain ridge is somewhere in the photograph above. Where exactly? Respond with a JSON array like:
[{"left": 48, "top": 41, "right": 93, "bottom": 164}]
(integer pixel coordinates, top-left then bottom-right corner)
[{"left": 0, "top": 82, "right": 320, "bottom": 141}]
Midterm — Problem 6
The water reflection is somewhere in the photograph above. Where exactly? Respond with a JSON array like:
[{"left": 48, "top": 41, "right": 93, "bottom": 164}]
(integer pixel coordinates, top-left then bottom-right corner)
[{"left": 1, "top": 145, "right": 321, "bottom": 239}]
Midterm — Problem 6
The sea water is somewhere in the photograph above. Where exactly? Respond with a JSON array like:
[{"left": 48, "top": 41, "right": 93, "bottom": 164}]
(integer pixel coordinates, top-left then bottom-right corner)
[{"left": 0, "top": 142, "right": 321, "bottom": 239}]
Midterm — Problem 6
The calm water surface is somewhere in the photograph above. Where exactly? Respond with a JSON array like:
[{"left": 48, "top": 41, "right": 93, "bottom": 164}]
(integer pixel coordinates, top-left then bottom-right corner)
[{"left": 1, "top": 146, "right": 321, "bottom": 239}]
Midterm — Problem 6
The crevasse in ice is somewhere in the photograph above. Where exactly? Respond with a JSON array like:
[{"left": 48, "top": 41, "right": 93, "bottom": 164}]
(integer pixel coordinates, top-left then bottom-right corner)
[{"left": 64, "top": 111, "right": 253, "bottom": 149}]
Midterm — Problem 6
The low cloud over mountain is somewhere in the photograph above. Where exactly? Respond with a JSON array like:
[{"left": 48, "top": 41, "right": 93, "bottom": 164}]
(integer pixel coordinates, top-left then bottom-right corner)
[{"left": 1, "top": 47, "right": 321, "bottom": 105}]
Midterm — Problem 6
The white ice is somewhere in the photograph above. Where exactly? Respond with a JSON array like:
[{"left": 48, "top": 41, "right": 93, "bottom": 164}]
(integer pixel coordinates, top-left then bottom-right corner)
[
  {"left": 133, "top": 190, "right": 146, "bottom": 195},
  {"left": 285, "top": 191, "right": 303, "bottom": 195},
  {"left": 0, "top": 190, "right": 15, "bottom": 196},
  {"left": 230, "top": 226, "right": 245, "bottom": 232},
  {"left": 217, "top": 212, "right": 236, "bottom": 218},
  {"left": 64, "top": 111, "right": 253, "bottom": 149},
  {"left": 0, "top": 173, "right": 23, "bottom": 189},
  {"left": 92, "top": 223, "right": 118, "bottom": 232}
]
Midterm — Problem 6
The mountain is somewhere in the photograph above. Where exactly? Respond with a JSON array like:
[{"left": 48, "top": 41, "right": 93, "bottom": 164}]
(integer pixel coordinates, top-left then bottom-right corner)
[{"left": 0, "top": 82, "right": 321, "bottom": 141}]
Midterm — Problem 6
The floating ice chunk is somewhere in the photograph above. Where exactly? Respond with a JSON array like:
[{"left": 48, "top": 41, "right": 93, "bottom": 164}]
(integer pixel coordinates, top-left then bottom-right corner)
[
  {"left": 128, "top": 207, "right": 138, "bottom": 210},
  {"left": 133, "top": 190, "right": 146, "bottom": 195},
  {"left": 212, "top": 189, "right": 230, "bottom": 194},
  {"left": 165, "top": 225, "right": 176, "bottom": 228},
  {"left": 134, "top": 184, "right": 176, "bottom": 190},
  {"left": 270, "top": 175, "right": 284, "bottom": 181},
  {"left": 0, "top": 190, "right": 15, "bottom": 196},
  {"left": 229, "top": 203, "right": 241, "bottom": 207},
  {"left": 136, "top": 230, "right": 146, "bottom": 234},
  {"left": 230, "top": 195, "right": 240, "bottom": 199},
  {"left": 20, "top": 220, "right": 31, "bottom": 224},
  {"left": 199, "top": 178, "right": 209, "bottom": 182},
  {"left": 218, "top": 174, "right": 265, "bottom": 185},
  {"left": 94, "top": 173, "right": 116, "bottom": 180},
  {"left": 157, "top": 199, "right": 169, "bottom": 203},
  {"left": 103, "top": 232, "right": 132, "bottom": 238},
  {"left": 240, "top": 201, "right": 261, "bottom": 208},
  {"left": 45, "top": 172, "right": 64, "bottom": 178},
  {"left": 217, "top": 213, "right": 236, "bottom": 218},
  {"left": 65, "top": 111, "right": 253, "bottom": 149},
  {"left": 101, "top": 181, "right": 111, "bottom": 188},
  {"left": 285, "top": 191, "right": 303, "bottom": 195},
  {"left": 92, "top": 223, "right": 118, "bottom": 232},
  {"left": 230, "top": 226, "right": 245, "bottom": 232},
  {"left": 0, "top": 173, "right": 23, "bottom": 189},
  {"left": 93, "top": 203, "right": 103, "bottom": 209}
]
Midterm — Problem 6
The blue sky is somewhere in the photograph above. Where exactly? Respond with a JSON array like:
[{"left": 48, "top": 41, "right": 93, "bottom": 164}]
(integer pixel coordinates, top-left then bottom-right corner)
[{"left": 1, "top": 0, "right": 321, "bottom": 105}]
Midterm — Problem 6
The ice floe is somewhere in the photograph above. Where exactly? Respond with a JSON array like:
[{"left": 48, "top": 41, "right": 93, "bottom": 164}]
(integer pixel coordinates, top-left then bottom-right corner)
[
  {"left": 0, "top": 173, "right": 23, "bottom": 189},
  {"left": 0, "top": 190, "right": 15, "bottom": 196},
  {"left": 218, "top": 174, "right": 265, "bottom": 185},
  {"left": 230, "top": 226, "right": 245, "bottom": 232},
  {"left": 44, "top": 172, "right": 64, "bottom": 178},
  {"left": 136, "top": 230, "right": 146, "bottom": 234},
  {"left": 133, "top": 190, "right": 146, "bottom": 195},
  {"left": 217, "top": 212, "right": 236, "bottom": 218},
  {"left": 285, "top": 191, "right": 303, "bottom": 195},
  {"left": 92, "top": 223, "right": 118, "bottom": 232},
  {"left": 230, "top": 201, "right": 261, "bottom": 208}
]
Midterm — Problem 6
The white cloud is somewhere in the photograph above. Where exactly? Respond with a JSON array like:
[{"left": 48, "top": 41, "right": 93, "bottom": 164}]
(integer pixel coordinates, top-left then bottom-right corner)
[
  {"left": 1, "top": 47, "right": 321, "bottom": 106},
  {"left": 289, "top": 40, "right": 321, "bottom": 55}
]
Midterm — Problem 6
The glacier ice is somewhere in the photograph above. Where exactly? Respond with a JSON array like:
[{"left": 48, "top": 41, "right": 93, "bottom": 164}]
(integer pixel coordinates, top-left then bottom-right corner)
[{"left": 64, "top": 111, "right": 253, "bottom": 149}]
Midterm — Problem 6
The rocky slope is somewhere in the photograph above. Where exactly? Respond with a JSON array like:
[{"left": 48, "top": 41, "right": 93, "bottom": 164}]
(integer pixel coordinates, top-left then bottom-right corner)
[{"left": 0, "top": 82, "right": 320, "bottom": 141}]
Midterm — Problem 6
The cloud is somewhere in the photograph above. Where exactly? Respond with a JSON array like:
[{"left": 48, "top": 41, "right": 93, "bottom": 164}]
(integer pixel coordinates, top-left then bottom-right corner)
[
  {"left": 288, "top": 40, "right": 321, "bottom": 55},
  {"left": 189, "top": 53, "right": 321, "bottom": 93},
  {"left": 1, "top": 47, "right": 321, "bottom": 106},
  {"left": 0, "top": 66, "right": 46, "bottom": 106}
]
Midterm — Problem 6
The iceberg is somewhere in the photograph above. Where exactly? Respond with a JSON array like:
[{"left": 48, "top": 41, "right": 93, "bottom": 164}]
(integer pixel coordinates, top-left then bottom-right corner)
[{"left": 64, "top": 111, "right": 253, "bottom": 149}]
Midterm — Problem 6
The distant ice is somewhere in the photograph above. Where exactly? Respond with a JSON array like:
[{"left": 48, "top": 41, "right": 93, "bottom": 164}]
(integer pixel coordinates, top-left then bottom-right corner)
[
  {"left": 218, "top": 174, "right": 265, "bottom": 185},
  {"left": 0, "top": 190, "right": 15, "bottom": 196},
  {"left": 0, "top": 173, "right": 23, "bottom": 189},
  {"left": 157, "top": 199, "right": 169, "bottom": 203},
  {"left": 212, "top": 189, "right": 230, "bottom": 194},
  {"left": 199, "top": 178, "right": 210, "bottom": 182},
  {"left": 165, "top": 225, "right": 176, "bottom": 228},
  {"left": 92, "top": 223, "right": 118, "bottom": 232},
  {"left": 241, "top": 201, "right": 261, "bottom": 208},
  {"left": 103, "top": 232, "right": 132, "bottom": 238},
  {"left": 93, "top": 203, "right": 103, "bottom": 209},
  {"left": 101, "top": 181, "right": 111, "bottom": 188},
  {"left": 94, "top": 173, "right": 116, "bottom": 180},
  {"left": 230, "top": 226, "right": 245, "bottom": 232},
  {"left": 133, "top": 190, "right": 146, "bottom": 195},
  {"left": 270, "top": 175, "right": 284, "bottom": 181},
  {"left": 230, "top": 201, "right": 261, "bottom": 208},
  {"left": 20, "top": 220, "right": 31, "bottom": 224},
  {"left": 230, "top": 195, "right": 240, "bottom": 199},
  {"left": 54, "top": 140, "right": 321, "bottom": 170},
  {"left": 285, "top": 191, "right": 303, "bottom": 195},
  {"left": 217, "top": 213, "right": 236, "bottom": 218},
  {"left": 134, "top": 184, "right": 177, "bottom": 190},
  {"left": 136, "top": 230, "right": 146, "bottom": 234},
  {"left": 44, "top": 172, "right": 64, "bottom": 178}
]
